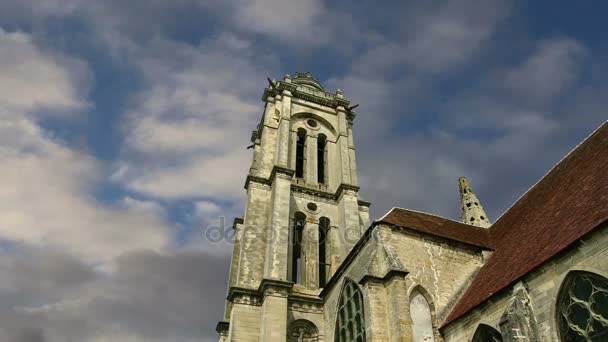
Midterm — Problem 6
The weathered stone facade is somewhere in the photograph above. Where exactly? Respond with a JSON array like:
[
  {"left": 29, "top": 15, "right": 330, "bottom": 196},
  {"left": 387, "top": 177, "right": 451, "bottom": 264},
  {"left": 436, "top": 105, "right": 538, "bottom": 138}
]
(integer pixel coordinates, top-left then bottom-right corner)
[{"left": 217, "top": 73, "right": 608, "bottom": 341}]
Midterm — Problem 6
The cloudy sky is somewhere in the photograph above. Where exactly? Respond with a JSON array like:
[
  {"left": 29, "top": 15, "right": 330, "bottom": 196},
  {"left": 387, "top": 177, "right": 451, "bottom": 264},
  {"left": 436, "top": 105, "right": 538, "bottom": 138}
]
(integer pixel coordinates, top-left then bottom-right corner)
[{"left": 0, "top": 0, "right": 606, "bottom": 341}]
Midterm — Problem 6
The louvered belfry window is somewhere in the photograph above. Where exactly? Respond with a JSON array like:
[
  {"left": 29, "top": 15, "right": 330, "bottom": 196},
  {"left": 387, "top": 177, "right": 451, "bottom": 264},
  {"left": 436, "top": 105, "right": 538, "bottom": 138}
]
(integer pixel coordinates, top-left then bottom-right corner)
[
  {"left": 557, "top": 271, "right": 608, "bottom": 341},
  {"left": 335, "top": 279, "right": 366, "bottom": 342}
]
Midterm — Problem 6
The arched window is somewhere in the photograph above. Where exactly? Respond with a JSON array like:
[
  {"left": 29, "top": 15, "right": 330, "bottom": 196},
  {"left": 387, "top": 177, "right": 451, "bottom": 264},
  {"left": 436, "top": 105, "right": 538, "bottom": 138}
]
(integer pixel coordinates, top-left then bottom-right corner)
[
  {"left": 335, "top": 279, "right": 366, "bottom": 342},
  {"left": 291, "top": 212, "right": 306, "bottom": 284},
  {"left": 296, "top": 128, "right": 307, "bottom": 178},
  {"left": 472, "top": 324, "right": 503, "bottom": 342},
  {"left": 557, "top": 271, "right": 608, "bottom": 341},
  {"left": 318, "top": 217, "right": 330, "bottom": 288},
  {"left": 410, "top": 289, "right": 434, "bottom": 342},
  {"left": 288, "top": 319, "right": 319, "bottom": 342},
  {"left": 317, "top": 134, "right": 327, "bottom": 184}
]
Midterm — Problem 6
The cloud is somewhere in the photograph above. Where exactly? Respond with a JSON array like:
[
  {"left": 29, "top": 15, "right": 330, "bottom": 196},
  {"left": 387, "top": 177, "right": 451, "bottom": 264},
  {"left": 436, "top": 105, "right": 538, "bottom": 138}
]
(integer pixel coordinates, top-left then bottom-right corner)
[
  {"left": 0, "top": 30, "right": 172, "bottom": 261},
  {"left": 0, "top": 28, "right": 90, "bottom": 115},
  {"left": 0, "top": 248, "right": 228, "bottom": 342},
  {"left": 113, "top": 34, "right": 271, "bottom": 201}
]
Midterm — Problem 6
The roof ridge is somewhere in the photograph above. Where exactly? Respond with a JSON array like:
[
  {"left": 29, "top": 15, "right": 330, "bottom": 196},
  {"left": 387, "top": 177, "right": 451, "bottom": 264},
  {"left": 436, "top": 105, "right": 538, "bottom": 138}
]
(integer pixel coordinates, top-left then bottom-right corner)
[
  {"left": 390, "top": 207, "right": 478, "bottom": 227},
  {"left": 490, "top": 120, "right": 608, "bottom": 229}
]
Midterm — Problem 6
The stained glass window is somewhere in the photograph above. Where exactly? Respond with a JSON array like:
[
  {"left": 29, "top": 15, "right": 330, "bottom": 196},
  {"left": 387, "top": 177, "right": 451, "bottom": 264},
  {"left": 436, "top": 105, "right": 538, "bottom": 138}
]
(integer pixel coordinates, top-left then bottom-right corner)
[
  {"left": 335, "top": 279, "right": 366, "bottom": 342},
  {"left": 557, "top": 271, "right": 608, "bottom": 341}
]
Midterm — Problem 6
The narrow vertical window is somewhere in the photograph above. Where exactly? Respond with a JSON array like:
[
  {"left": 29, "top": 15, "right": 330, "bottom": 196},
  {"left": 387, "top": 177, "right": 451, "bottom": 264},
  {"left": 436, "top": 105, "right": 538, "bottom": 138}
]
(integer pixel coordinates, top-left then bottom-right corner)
[
  {"left": 335, "top": 279, "right": 366, "bottom": 342},
  {"left": 319, "top": 217, "right": 330, "bottom": 287},
  {"left": 296, "top": 128, "right": 306, "bottom": 178},
  {"left": 291, "top": 212, "right": 306, "bottom": 284},
  {"left": 317, "top": 134, "right": 327, "bottom": 184},
  {"left": 410, "top": 289, "right": 435, "bottom": 342},
  {"left": 557, "top": 271, "right": 608, "bottom": 341}
]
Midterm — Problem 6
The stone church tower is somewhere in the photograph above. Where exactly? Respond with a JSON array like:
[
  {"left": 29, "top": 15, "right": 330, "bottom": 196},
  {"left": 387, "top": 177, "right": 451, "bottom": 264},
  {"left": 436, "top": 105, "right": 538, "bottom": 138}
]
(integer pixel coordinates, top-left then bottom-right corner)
[{"left": 217, "top": 72, "right": 370, "bottom": 341}]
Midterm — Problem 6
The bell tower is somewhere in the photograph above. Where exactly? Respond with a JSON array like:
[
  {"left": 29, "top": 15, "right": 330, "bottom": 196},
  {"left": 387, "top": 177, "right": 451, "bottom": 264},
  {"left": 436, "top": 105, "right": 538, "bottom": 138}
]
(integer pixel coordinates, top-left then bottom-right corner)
[{"left": 217, "top": 72, "right": 370, "bottom": 341}]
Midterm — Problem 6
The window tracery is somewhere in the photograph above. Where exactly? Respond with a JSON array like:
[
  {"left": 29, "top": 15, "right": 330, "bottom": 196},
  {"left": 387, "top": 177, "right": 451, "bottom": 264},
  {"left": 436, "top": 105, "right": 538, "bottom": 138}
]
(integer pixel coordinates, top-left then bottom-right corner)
[{"left": 557, "top": 271, "right": 608, "bottom": 341}]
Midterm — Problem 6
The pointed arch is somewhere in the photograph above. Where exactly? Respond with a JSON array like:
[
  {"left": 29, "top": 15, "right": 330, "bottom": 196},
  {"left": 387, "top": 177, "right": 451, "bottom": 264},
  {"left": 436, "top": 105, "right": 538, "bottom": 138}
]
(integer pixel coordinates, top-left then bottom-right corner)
[
  {"left": 471, "top": 324, "right": 502, "bottom": 342},
  {"left": 409, "top": 286, "right": 435, "bottom": 342},
  {"left": 335, "top": 278, "right": 366, "bottom": 342},
  {"left": 556, "top": 270, "right": 608, "bottom": 341},
  {"left": 288, "top": 319, "right": 319, "bottom": 342},
  {"left": 291, "top": 112, "right": 337, "bottom": 137}
]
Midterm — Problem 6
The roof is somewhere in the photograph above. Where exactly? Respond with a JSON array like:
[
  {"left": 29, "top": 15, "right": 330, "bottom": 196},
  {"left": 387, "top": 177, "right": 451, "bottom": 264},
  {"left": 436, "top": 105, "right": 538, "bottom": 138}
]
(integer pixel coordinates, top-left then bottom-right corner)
[
  {"left": 443, "top": 121, "right": 608, "bottom": 327},
  {"left": 379, "top": 208, "right": 494, "bottom": 249}
]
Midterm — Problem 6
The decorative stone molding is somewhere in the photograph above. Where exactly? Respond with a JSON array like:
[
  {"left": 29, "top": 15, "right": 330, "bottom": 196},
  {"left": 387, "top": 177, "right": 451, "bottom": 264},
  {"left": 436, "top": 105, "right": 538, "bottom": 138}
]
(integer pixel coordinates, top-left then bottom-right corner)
[
  {"left": 227, "top": 287, "right": 262, "bottom": 306},
  {"left": 258, "top": 279, "right": 294, "bottom": 301},
  {"left": 287, "top": 319, "right": 320, "bottom": 342},
  {"left": 499, "top": 282, "right": 541, "bottom": 342},
  {"left": 359, "top": 269, "right": 409, "bottom": 286}
]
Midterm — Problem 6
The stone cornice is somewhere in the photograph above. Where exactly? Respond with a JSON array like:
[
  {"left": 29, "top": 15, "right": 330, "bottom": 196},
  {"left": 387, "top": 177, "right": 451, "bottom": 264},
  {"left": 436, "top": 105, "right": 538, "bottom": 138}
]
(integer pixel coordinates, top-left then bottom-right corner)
[
  {"left": 258, "top": 278, "right": 294, "bottom": 299},
  {"left": 262, "top": 80, "right": 351, "bottom": 110},
  {"left": 358, "top": 199, "right": 372, "bottom": 208},
  {"left": 359, "top": 269, "right": 409, "bottom": 286}
]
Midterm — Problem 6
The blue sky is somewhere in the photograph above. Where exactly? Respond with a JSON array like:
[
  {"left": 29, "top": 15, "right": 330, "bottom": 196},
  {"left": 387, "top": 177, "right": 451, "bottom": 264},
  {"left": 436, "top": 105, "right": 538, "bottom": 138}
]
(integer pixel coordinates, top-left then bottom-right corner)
[{"left": 0, "top": 1, "right": 606, "bottom": 341}]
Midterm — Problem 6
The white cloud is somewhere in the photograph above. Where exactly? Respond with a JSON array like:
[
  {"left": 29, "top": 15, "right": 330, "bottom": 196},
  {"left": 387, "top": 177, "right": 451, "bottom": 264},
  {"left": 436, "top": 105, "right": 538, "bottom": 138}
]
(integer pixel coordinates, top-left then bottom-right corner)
[
  {"left": 0, "top": 29, "right": 90, "bottom": 115},
  {"left": 0, "top": 30, "right": 172, "bottom": 262},
  {"left": 113, "top": 34, "right": 269, "bottom": 200}
]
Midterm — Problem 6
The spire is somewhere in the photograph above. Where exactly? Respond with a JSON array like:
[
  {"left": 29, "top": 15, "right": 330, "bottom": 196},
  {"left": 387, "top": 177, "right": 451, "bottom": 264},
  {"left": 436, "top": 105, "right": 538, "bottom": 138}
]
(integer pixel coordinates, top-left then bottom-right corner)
[{"left": 459, "top": 177, "right": 491, "bottom": 228}]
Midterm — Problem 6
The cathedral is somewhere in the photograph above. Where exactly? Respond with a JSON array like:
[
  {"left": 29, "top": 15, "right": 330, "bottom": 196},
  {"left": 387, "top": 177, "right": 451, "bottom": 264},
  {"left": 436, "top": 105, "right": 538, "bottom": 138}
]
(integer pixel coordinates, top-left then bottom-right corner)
[{"left": 215, "top": 72, "right": 608, "bottom": 341}]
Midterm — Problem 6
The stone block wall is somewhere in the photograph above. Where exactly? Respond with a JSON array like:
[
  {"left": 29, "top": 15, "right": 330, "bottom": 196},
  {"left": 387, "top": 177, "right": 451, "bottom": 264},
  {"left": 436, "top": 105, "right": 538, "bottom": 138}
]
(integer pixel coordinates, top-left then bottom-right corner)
[{"left": 441, "top": 222, "right": 608, "bottom": 341}]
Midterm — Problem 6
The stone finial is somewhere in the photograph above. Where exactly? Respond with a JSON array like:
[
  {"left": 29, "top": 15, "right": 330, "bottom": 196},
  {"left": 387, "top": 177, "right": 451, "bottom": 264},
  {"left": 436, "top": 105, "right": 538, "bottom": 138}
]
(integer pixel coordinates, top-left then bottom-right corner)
[
  {"left": 459, "top": 176, "right": 491, "bottom": 228},
  {"left": 336, "top": 88, "right": 343, "bottom": 99}
]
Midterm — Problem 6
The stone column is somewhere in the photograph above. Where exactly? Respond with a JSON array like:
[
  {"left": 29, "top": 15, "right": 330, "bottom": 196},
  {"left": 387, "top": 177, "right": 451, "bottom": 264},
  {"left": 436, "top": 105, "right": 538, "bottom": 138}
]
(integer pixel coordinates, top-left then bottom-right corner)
[
  {"left": 360, "top": 279, "right": 390, "bottom": 342},
  {"left": 306, "top": 134, "right": 318, "bottom": 184},
  {"left": 304, "top": 219, "right": 319, "bottom": 289},
  {"left": 339, "top": 187, "right": 362, "bottom": 252},
  {"left": 289, "top": 129, "right": 297, "bottom": 170},
  {"left": 258, "top": 280, "right": 292, "bottom": 341},
  {"left": 264, "top": 170, "right": 293, "bottom": 280},
  {"left": 328, "top": 224, "right": 343, "bottom": 276},
  {"left": 336, "top": 106, "right": 352, "bottom": 185},
  {"left": 347, "top": 125, "right": 358, "bottom": 186},
  {"left": 385, "top": 276, "right": 411, "bottom": 342},
  {"left": 275, "top": 90, "right": 292, "bottom": 167}
]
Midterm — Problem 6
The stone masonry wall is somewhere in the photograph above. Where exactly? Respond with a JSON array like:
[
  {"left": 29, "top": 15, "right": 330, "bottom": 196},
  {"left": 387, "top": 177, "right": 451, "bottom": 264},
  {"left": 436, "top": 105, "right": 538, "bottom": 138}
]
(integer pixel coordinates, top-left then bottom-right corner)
[{"left": 441, "top": 222, "right": 608, "bottom": 341}]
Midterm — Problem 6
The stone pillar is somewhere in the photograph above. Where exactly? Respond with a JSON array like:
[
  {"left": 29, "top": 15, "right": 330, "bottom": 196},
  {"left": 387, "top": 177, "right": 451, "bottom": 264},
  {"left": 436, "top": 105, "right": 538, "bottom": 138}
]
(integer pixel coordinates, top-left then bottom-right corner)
[
  {"left": 347, "top": 125, "right": 358, "bottom": 186},
  {"left": 360, "top": 279, "right": 390, "bottom": 342},
  {"left": 304, "top": 219, "right": 319, "bottom": 289},
  {"left": 238, "top": 181, "right": 271, "bottom": 288},
  {"left": 336, "top": 106, "right": 352, "bottom": 185},
  {"left": 385, "top": 276, "right": 411, "bottom": 342},
  {"left": 328, "top": 224, "right": 342, "bottom": 276},
  {"left": 289, "top": 129, "right": 297, "bottom": 170},
  {"left": 264, "top": 169, "right": 293, "bottom": 280},
  {"left": 306, "top": 134, "right": 318, "bottom": 184},
  {"left": 258, "top": 280, "right": 292, "bottom": 342},
  {"left": 224, "top": 218, "right": 244, "bottom": 320},
  {"left": 227, "top": 290, "right": 261, "bottom": 342},
  {"left": 340, "top": 187, "right": 362, "bottom": 252},
  {"left": 275, "top": 90, "right": 292, "bottom": 167}
]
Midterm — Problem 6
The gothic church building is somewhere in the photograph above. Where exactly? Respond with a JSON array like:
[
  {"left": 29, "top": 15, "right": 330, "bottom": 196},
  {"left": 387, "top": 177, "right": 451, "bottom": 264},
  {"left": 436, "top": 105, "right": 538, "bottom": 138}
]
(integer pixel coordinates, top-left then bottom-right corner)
[{"left": 216, "top": 72, "right": 608, "bottom": 341}]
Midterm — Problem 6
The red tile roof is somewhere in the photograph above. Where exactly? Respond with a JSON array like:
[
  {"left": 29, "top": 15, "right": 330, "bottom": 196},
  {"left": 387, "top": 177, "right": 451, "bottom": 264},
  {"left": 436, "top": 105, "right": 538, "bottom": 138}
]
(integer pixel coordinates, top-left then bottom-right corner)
[
  {"left": 443, "top": 121, "right": 608, "bottom": 327},
  {"left": 380, "top": 208, "right": 494, "bottom": 249}
]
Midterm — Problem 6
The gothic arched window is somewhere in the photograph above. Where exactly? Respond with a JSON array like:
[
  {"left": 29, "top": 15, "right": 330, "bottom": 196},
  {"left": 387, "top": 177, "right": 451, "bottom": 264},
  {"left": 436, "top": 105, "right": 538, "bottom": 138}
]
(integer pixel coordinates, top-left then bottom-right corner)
[
  {"left": 472, "top": 324, "right": 503, "bottom": 342},
  {"left": 288, "top": 319, "right": 319, "bottom": 342},
  {"left": 296, "top": 128, "right": 307, "bottom": 178},
  {"left": 291, "top": 212, "right": 306, "bottom": 284},
  {"left": 335, "top": 279, "right": 366, "bottom": 342},
  {"left": 317, "top": 134, "right": 327, "bottom": 184},
  {"left": 318, "top": 217, "right": 330, "bottom": 288},
  {"left": 557, "top": 271, "right": 608, "bottom": 341},
  {"left": 410, "top": 288, "right": 435, "bottom": 342}
]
